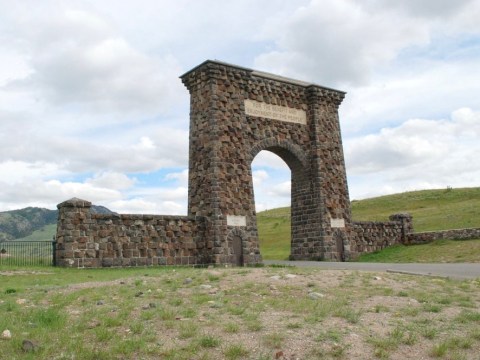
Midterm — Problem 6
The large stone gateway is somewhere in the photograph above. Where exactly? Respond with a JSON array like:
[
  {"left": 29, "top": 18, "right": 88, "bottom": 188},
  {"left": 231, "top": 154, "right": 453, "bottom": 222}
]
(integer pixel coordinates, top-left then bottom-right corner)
[
  {"left": 56, "top": 61, "right": 478, "bottom": 268},
  {"left": 55, "top": 60, "right": 357, "bottom": 267},
  {"left": 181, "top": 60, "right": 352, "bottom": 264}
]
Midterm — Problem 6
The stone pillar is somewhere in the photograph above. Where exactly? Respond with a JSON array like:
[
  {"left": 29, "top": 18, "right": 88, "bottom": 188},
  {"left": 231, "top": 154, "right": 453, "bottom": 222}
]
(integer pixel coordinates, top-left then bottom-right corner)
[
  {"left": 389, "top": 213, "right": 414, "bottom": 244},
  {"left": 304, "top": 86, "right": 351, "bottom": 261},
  {"left": 56, "top": 198, "right": 93, "bottom": 267},
  {"left": 182, "top": 62, "right": 255, "bottom": 264}
]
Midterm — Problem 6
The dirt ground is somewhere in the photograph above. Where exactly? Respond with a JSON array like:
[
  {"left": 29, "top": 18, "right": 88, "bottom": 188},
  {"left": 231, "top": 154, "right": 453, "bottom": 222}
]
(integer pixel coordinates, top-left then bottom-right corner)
[
  {"left": 2, "top": 267, "right": 480, "bottom": 359},
  {"left": 62, "top": 268, "right": 480, "bottom": 359}
]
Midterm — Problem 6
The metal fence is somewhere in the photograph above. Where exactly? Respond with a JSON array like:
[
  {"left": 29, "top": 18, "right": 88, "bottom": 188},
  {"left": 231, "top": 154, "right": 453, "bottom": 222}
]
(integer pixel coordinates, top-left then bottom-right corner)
[{"left": 0, "top": 240, "right": 56, "bottom": 267}]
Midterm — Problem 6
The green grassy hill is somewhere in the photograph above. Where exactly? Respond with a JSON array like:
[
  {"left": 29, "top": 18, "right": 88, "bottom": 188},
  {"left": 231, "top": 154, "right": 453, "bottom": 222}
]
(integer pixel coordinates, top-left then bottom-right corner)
[
  {"left": 15, "top": 223, "right": 57, "bottom": 241},
  {"left": 257, "top": 207, "right": 291, "bottom": 260},
  {"left": 0, "top": 205, "right": 115, "bottom": 242},
  {"left": 258, "top": 187, "right": 480, "bottom": 260},
  {"left": 351, "top": 187, "right": 480, "bottom": 231},
  {"left": 0, "top": 207, "right": 57, "bottom": 241}
]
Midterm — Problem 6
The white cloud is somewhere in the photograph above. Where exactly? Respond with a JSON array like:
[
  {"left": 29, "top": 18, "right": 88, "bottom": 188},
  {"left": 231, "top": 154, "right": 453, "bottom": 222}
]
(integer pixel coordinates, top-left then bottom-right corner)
[
  {"left": 0, "top": 49, "right": 31, "bottom": 85},
  {"left": 127, "top": 186, "right": 188, "bottom": 202},
  {"left": 0, "top": 0, "right": 480, "bottom": 213},
  {"left": 86, "top": 172, "right": 136, "bottom": 190},
  {"left": 134, "top": 137, "right": 155, "bottom": 150},
  {"left": 2, "top": 5, "right": 184, "bottom": 115},
  {"left": 165, "top": 169, "right": 189, "bottom": 185},
  {"left": 252, "top": 151, "right": 290, "bottom": 169},
  {"left": 255, "top": 0, "right": 432, "bottom": 87},
  {"left": 0, "top": 170, "right": 189, "bottom": 214},
  {"left": 268, "top": 181, "right": 291, "bottom": 198},
  {"left": 345, "top": 108, "right": 480, "bottom": 199},
  {"left": 252, "top": 170, "right": 269, "bottom": 187},
  {"left": 252, "top": 151, "right": 291, "bottom": 210},
  {"left": 111, "top": 185, "right": 188, "bottom": 214},
  {"left": 366, "top": 0, "right": 475, "bottom": 19},
  {"left": 340, "top": 58, "right": 480, "bottom": 134},
  {"left": 0, "top": 178, "right": 122, "bottom": 210},
  {"left": 108, "top": 198, "right": 184, "bottom": 215},
  {"left": 0, "top": 161, "right": 69, "bottom": 185},
  {"left": 0, "top": 127, "right": 189, "bottom": 173}
]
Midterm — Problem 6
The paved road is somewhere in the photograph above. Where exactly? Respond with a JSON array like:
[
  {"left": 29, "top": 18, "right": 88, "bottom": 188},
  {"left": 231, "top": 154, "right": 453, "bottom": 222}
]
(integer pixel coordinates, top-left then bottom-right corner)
[{"left": 263, "top": 260, "right": 480, "bottom": 280}]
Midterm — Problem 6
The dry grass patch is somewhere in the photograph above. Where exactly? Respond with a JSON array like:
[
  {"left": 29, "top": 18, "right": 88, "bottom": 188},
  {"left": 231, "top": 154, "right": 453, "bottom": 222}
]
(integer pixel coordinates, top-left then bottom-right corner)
[{"left": 1, "top": 267, "right": 479, "bottom": 359}]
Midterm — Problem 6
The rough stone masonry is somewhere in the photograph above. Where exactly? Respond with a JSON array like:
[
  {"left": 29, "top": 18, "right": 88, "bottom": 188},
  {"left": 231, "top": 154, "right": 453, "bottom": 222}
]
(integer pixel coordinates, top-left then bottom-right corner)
[{"left": 55, "top": 60, "right": 424, "bottom": 268}]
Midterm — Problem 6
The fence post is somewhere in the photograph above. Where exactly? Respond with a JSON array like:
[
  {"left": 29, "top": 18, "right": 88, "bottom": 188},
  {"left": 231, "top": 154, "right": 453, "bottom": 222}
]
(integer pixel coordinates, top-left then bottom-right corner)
[{"left": 52, "top": 235, "right": 57, "bottom": 266}]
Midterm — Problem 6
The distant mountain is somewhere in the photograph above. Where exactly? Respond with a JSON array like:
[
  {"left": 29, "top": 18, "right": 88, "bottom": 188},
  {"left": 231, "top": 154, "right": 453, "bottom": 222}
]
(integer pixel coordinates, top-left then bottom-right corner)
[
  {"left": 90, "top": 205, "right": 118, "bottom": 215},
  {"left": 0, "top": 205, "right": 117, "bottom": 241},
  {"left": 0, "top": 207, "right": 57, "bottom": 241}
]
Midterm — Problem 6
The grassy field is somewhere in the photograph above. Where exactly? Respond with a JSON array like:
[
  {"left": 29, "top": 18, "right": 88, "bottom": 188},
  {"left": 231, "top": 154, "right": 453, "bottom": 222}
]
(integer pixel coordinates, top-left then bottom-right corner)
[
  {"left": 356, "top": 239, "right": 480, "bottom": 263},
  {"left": 1, "top": 266, "right": 479, "bottom": 359},
  {"left": 256, "top": 207, "right": 291, "bottom": 261},
  {"left": 1, "top": 225, "right": 56, "bottom": 266},
  {"left": 15, "top": 224, "right": 57, "bottom": 242},
  {"left": 0, "top": 240, "right": 53, "bottom": 267},
  {"left": 350, "top": 187, "right": 480, "bottom": 231},
  {"left": 258, "top": 187, "right": 480, "bottom": 260}
]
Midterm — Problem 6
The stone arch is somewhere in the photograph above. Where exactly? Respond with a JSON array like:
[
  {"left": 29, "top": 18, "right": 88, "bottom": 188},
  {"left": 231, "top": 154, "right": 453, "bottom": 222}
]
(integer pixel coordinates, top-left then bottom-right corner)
[
  {"left": 181, "top": 60, "right": 352, "bottom": 265},
  {"left": 249, "top": 138, "right": 308, "bottom": 170},
  {"left": 249, "top": 139, "right": 313, "bottom": 259}
]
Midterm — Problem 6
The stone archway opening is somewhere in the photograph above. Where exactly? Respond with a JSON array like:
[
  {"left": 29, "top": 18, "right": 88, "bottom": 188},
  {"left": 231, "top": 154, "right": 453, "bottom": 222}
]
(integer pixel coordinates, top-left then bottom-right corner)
[{"left": 252, "top": 150, "right": 292, "bottom": 260}]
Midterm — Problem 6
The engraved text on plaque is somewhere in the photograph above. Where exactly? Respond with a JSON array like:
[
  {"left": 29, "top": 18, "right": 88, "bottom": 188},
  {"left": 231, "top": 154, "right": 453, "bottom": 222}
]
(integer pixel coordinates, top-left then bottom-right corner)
[{"left": 244, "top": 99, "right": 307, "bottom": 125}]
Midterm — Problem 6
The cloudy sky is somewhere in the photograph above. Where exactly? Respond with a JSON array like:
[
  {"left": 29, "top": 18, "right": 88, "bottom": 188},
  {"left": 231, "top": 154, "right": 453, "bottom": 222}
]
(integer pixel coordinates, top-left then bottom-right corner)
[{"left": 1, "top": 0, "right": 479, "bottom": 214}]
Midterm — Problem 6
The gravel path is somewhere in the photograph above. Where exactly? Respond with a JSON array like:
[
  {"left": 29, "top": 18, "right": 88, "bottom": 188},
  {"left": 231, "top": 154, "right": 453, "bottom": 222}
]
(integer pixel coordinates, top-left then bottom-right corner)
[{"left": 263, "top": 260, "right": 480, "bottom": 280}]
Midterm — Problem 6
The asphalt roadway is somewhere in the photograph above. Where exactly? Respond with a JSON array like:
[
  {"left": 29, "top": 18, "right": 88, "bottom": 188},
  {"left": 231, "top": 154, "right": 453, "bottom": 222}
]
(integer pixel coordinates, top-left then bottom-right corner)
[{"left": 263, "top": 260, "right": 480, "bottom": 280}]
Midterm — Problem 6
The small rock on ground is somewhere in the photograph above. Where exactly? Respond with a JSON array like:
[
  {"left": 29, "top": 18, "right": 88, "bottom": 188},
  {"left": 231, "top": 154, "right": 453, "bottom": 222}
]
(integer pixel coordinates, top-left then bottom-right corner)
[
  {"left": 308, "top": 292, "right": 325, "bottom": 300},
  {"left": 208, "top": 270, "right": 222, "bottom": 277},
  {"left": 87, "top": 320, "right": 101, "bottom": 329},
  {"left": 22, "top": 339, "right": 37, "bottom": 352}
]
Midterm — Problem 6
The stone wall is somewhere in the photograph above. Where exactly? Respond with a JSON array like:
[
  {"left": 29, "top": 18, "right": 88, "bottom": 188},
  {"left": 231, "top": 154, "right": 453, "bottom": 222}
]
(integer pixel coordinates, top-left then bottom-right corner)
[
  {"left": 350, "top": 213, "right": 480, "bottom": 256},
  {"left": 56, "top": 198, "right": 208, "bottom": 268},
  {"left": 352, "top": 221, "right": 403, "bottom": 254},
  {"left": 350, "top": 213, "right": 413, "bottom": 255},
  {"left": 56, "top": 198, "right": 480, "bottom": 267},
  {"left": 407, "top": 228, "right": 480, "bottom": 245}
]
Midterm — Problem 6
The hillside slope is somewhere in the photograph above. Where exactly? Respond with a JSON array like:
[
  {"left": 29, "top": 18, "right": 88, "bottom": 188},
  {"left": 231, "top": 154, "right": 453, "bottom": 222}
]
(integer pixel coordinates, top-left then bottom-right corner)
[
  {"left": 0, "top": 205, "right": 117, "bottom": 241},
  {"left": 0, "top": 207, "right": 57, "bottom": 241},
  {"left": 258, "top": 187, "right": 480, "bottom": 259},
  {"left": 2, "top": 187, "right": 479, "bottom": 254},
  {"left": 351, "top": 187, "right": 480, "bottom": 231}
]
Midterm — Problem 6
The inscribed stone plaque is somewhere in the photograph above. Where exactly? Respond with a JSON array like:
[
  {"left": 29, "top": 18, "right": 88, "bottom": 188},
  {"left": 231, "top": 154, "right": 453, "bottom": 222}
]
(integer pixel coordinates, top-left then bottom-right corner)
[
  {"left": 244, "top": 99, "right": 307, "bottom": 124},
  {"left": 330, "top": 218, "right": 345, "bottom": 228},
  {"left": 227, "top": 215, "right": 247, "bottom": 227}
]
